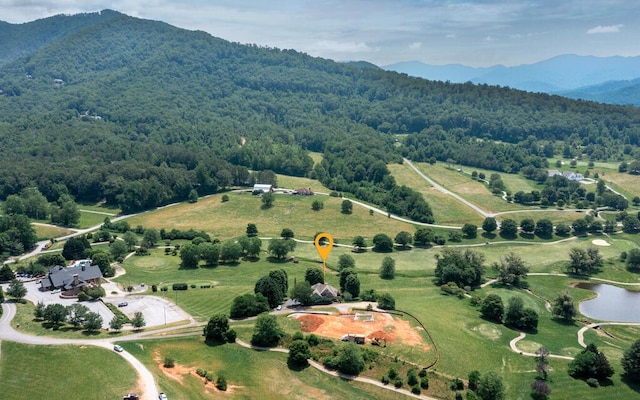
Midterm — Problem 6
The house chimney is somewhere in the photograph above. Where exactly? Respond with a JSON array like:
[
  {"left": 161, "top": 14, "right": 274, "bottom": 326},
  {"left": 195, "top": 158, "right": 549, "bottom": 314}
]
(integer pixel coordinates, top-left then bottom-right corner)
[{"left": 73, "top": 274, "right": 79, "bottom": 285}]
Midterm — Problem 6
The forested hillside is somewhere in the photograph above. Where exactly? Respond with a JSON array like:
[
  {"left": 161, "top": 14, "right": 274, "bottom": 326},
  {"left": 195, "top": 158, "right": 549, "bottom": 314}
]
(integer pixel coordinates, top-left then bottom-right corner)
[{"left": 1, "top": 10, "right": 639, "bottom": 219}]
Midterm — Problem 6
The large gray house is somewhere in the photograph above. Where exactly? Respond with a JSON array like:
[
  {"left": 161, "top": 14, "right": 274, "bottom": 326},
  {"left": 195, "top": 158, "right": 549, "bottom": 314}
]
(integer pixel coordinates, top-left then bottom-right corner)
[{"left": 40, "top": 263, "right": 103, "bottom": 292}]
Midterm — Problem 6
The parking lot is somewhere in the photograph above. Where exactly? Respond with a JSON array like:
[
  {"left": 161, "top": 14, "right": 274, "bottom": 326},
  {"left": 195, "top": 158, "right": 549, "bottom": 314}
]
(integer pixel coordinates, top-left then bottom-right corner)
[{"left": 13, "top": 279, "right": 191, "bottom": 330}]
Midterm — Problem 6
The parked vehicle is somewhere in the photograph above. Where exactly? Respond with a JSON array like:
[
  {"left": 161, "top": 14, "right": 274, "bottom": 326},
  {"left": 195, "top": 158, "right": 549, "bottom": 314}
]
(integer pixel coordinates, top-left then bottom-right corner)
[
  {"left": 159, "top": 393, "right": 168, "bottom": 400},
  {"left": 118, "top": 302, "right": 128, "bottom": 307},
  {"left": 114, "top": 345, "right": 124, "bottom": 352}
]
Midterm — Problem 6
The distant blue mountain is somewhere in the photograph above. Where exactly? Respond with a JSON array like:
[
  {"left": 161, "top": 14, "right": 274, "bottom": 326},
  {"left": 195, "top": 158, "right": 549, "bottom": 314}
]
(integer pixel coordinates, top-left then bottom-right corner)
[
  {"left": 560, "top": 78, "right": 640, "bottom": 106},
  {"left": 383, "top": 55, "right": 640, "bottom": 105}
]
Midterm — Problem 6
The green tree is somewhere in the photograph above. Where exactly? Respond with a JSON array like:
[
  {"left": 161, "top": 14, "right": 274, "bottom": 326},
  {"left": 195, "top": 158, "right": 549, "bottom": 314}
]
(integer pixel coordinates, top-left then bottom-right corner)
[
  {"left": 391, "top": 231, "right": 411, "bottom": 249},
  {"left": 311, "top": 199, "right": 324, "bottom": 211},
  {"left": 305, "top": 267, "right": 324, "bottom": 285},
  {"left": 568, "top": 247, "right": 603, "bottom": 275},
  {"left": 109, "top": 239, "right": 129, "bottom": 261},
  {"left": 6, "top": 278, "right": 26, "bottom": 300},
  {"left": 434, "top": 248, "right": 486, "bottom": 287},
  {"left": 413, "top": 227, "right": 435, "bottom": 246},
  {"left": 122, "top": 231, "right": 138, "bottom": 251},
  {"left": 626, "top": 248, "right": 640, "bottom": 272},
  {"left": 520, "top": 218, "right": 535, "bottom": 234},
  {"left": 461, "top": 223, "right": 478, "bottom": 238},
  {"left": 500, "top": 218, "right": 518, "bottom": 237},
  {"left": 66, "top": 303, "right": 89, "bottom": 328},
  {"left": 204, "top": 314, "right": 233, "bottom": 342},
  {"left": 230, "top": 293, "right": 269, "bottom": 318},
  {"left": 219, "top": 240, "right": 242, "bottom": 263},
  {"left": 280, "top": 228, "right": 294, "bottom": 239},
  {"left": 188, "top": 188, "right": 199, "bottom": 203},
  {"left": 352, "top": 235, "right": 367, "bottom": 250},
  {"left": 337, "top": 254, "right": 355, "bottom": 270},
  {"left": 552, "top": 290, "right": 576, "bottom": 321},
  {"left": 109, "top": 316, "right": 123, "bottom": 332},
  {"left": 290, "top": 281, "right": 313, "bottom": 306},
  {"left": 534, "top": 218, "right": 554, "bottom": 237},
  {"left": 476, "top": 371, "right": 505, "bottom": 400},
  {"left": 377, "top": 292, "right": 395, "bottom": 310},
  {"left": 344, "top": 274, "right": 361, "bottom": 298},
  {"left": 142, "top": 228, "right": 160, "bottom": 247},
  {"left": 334, "top": 342, "right": 365, "bottom": 375},
  {"left": 288, "top": 340, "right": 312, "bottom": 368},
  {"left": 480, "top": 294, "right": 504, "bottom": 323},
  {"left": 0, "top": 264, "right": 16, "bottom": 282},
  {"left": 622, "top": 339, "right": 640, "bottom": 382},
  {"left": 339, "top": 268, "right": 357, "bottom": 292},
  {"left": 62, "top": 236, "right": 91, "bottom": 260},
  {"left": 268, "top": 239, "right": 294, "bottom": 259},
  {"left": 372, "top": 233, "right": 393, "bottom": 252},
  {"left": 0, "top": 287, "right": 4, "bottom": 304},
  {"left": 341, "top": 199, "right": 353, "bottom": 214},
  {"left": 254, "top": 275, "right": 284, "bottom": 309},
  {"left": 91, "top": 251, "right": 114, "bottom": 277},
  {"left": 180, "top": 243, "right": 200, "bottom": 269},
  {"left": 83, "top": 312, "right": 103, "bottom": 332},
  {"left": 43, "top": 303, "right": 68, "bottom": 325},
  {"left": 568, "top": 343, "right": 614, "bottom": 380},
  {"left": 200, "top": 242, "right": 220, "bottom": 265},
  {"left": 492, "top": 252, "right": 528, "bottom": 286},
  {"left": 246, "top": 223, "right": 258, "bottom": 237},
  {"left": 261, "top": 192, "right": 275, "bottom": 209},
  {"left": 482, "top": 217, "right": 497, "bottom": 234},
  {"left": 555, "top": 223, "right": 571, "bottom": 236},
  {"left": 251, "top": 313, "right": 284, "bottom": 347},
  {"left": 131, "top": 311, "right": 146, "bottom": 330},
  {"left": 379, "top": 256, "right": 396, "bottom": 279}
]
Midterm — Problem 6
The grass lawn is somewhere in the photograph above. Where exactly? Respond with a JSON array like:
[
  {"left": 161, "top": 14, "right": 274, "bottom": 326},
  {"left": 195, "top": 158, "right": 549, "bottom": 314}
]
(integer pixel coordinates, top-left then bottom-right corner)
[
  {"left": 33, "top": 224, "right": 73, "bottom": 240},
  {"left": 119, "top": 336, "right": 410, "bottom": 400},
  {"left": 412, "top": 162, "right": 525, "bottom": 214},
  {"left": 78, "top": 210, "right": 111, "bottom": 229},
  {"left": 388, "top": 162, "right": 484, "bottom": 226},
  {"left": 0, "top": 342, "right": 138, "bottom": 399},
  {"left": 126, "top": 192, "right": 416, "bottom": 242}
]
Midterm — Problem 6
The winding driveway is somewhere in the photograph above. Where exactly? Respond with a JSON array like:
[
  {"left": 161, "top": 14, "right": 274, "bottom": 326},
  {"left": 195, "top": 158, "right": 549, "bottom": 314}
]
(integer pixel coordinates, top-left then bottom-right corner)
[{"left": 0, "top": 302, "right": 159, "bottom": 399}]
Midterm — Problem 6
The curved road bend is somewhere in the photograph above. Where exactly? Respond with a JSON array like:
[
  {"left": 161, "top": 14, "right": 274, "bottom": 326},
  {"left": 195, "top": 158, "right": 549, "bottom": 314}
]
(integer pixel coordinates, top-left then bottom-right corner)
[
  {"left": 402, "top": 158, "right": 492, "bottom": 218},
  {"left": 0, "top": 302, "right": 159, "bottom": 400}
]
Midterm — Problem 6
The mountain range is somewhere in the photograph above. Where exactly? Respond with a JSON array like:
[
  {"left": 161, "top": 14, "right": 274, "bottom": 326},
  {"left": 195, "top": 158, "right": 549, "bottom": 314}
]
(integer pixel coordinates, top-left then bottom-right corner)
[{"left": 384, "top": 55, "right": 640, "bottom": 106}]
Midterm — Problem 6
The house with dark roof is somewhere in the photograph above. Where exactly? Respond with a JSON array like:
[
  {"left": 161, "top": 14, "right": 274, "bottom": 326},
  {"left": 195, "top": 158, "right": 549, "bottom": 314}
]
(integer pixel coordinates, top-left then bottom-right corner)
[{"left": 40, "top": 264, "right": 103, "bottom": 292}]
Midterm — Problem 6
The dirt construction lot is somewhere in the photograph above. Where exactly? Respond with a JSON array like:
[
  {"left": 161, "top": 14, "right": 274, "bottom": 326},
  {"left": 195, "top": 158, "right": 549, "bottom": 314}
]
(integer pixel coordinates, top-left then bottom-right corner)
[{"left": 291, "top": 311, "right": 429, "bottom": 349}]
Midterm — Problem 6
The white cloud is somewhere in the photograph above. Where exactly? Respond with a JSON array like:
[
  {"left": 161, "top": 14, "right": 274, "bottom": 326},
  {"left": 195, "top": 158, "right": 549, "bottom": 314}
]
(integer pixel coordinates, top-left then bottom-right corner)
[
  {"left": 587, "top": 24, "right": 623, "bottom": 34},
  {"left": 315, "top": 40, "right": 375, "bottom": 53},
  {"left": 409, "top": 42, "right": 422, "bottom": 49}
]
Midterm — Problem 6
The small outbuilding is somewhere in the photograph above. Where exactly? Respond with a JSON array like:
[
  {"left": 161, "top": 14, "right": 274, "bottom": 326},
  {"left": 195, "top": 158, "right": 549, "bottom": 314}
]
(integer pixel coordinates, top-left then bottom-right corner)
[{"left": 253, "top": 184, "right": 273, "bottom": 193}]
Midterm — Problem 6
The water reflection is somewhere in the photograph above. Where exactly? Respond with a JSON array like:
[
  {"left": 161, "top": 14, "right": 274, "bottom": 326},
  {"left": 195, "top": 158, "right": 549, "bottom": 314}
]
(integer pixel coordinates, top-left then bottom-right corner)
[{"left": 577, "top": 283, "right": 640, "bottom": 323}]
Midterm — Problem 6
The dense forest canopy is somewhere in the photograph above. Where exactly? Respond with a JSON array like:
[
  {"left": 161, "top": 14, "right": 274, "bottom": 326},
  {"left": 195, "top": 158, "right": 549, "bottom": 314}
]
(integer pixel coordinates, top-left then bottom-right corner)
[{"left": 0, "top": 10, "right": 639, "bottom": 219}]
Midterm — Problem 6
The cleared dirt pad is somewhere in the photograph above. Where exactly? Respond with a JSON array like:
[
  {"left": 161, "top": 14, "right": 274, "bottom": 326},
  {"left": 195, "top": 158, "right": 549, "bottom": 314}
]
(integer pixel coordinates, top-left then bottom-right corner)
[{"left": 295, "top": 312, "right": 427, "bottom": 348}]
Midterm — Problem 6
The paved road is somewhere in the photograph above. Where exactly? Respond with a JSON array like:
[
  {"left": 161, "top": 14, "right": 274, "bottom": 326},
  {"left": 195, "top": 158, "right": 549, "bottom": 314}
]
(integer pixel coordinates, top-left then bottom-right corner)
[
  {"left": 403, "top": 158, "right": 492, "bottom": 218},
  {"left": 0, "top": 302, "right": 159, "bottom": 400}
]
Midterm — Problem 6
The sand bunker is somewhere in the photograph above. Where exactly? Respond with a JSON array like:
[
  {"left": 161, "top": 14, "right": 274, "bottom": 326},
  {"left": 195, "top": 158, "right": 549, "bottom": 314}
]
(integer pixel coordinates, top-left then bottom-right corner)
[
  {"left": 294, "top": 312, "right": 427, "bottom": 348},
  {"left": 592, "top": 239, "right": 610, "bottom": 246}
]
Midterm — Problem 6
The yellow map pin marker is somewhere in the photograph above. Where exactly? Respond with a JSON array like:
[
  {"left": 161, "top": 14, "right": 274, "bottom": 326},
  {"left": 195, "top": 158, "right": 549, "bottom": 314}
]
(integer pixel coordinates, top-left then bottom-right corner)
[{"left": 314, "top": 233, "right": 334, "bottom": 284}]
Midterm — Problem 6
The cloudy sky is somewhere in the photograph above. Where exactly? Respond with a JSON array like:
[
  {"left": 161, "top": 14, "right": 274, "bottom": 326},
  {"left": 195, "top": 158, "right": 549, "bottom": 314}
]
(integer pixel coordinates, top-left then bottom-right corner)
[{"left": 1, "top": 0, "right": 638, "bottom": 67}]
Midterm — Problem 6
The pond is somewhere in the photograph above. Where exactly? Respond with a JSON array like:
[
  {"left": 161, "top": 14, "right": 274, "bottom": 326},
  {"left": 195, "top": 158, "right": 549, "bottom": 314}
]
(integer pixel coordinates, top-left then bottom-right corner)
[{"left": 577, "top": 283, "right": 640, "bottom": 323}]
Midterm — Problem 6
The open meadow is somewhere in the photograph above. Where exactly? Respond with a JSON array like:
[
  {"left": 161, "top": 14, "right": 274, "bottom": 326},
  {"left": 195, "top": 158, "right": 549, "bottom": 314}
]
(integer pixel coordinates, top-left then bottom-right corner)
[{"left": 5, "top": 161, "right": 640, "bottom": 400}]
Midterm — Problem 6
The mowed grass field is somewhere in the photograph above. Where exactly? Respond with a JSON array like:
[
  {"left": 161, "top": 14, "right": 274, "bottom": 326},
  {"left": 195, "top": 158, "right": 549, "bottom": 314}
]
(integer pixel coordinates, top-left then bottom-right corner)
[
  {"left": 388, "top": 162, "right": 484, "bottom": 226},
  {"left": 410, "top": 162, "right": 525, "bottom": 214},
  {"left": 127, "top": 191, "right": 416, "bottom": 242},
  {"left": 120, "top": 336, "right": 411, "bottom": 400},
  {"left": 0, "top": 342, "right": 139, "bottom": 400}
]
